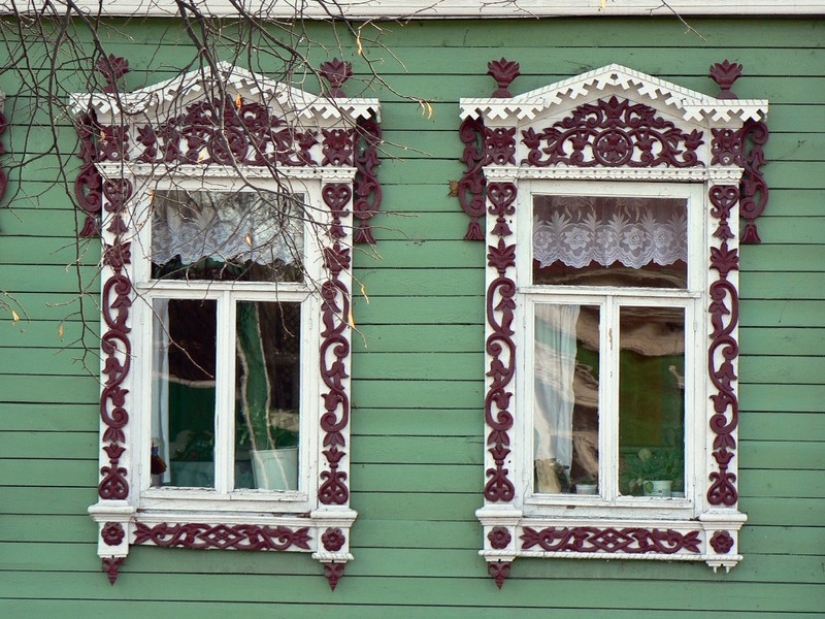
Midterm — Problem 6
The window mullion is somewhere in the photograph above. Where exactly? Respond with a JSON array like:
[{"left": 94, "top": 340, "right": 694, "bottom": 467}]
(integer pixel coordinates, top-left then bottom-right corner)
[
  {"left": 600, "top": 297, "right": 620, "bottom": 501},
  {"left": 213, "top": 291, "right": 234, "bottom": 494}
]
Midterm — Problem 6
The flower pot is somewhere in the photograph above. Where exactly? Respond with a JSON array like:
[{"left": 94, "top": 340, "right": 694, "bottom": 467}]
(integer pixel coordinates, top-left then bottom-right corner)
[
  {"left": 576, "top": 483, "right": 598, "bottom": 495},
  {"left": 643, "top": 480, "right": 672, "bottom": 497},
  {"left": 251, "top": 448, "right": 298, "bottom": 490}
]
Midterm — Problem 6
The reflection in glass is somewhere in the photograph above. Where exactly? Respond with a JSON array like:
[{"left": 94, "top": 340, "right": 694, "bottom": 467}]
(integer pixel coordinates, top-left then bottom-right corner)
[
  {"left": 618, "top": 306, "right": 686, "bottom": 497},
  {"left": 534, "top": 304, "right": 600, "bottom": 495},
  {"left": 235, "top": 301, "right": 301, "bottom": 491},
  {"left": 151, "top": 298, "right": 217, "bottom": 488},
  {"left": 532, "top": 195, "right": 688, "bottom": 288},
  {"left": 151, "top": 190, "right": 304, "bottom": 282}
]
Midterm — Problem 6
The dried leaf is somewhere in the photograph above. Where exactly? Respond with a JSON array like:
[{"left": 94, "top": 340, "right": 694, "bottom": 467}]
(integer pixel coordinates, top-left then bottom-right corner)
[
  {"left": 11, "top": 310, "right": 20, "bottom": 323},
  {"left": 347, "top": 307, "right": 356, "bottom": 328},
  {"left": 235, "top": 93, "right": 243, "bottom": 109},
  {"left": 244, "top": 233, "right": 253, "bottom": 247},
  {"left": 360, "top": 282, "right": 369, "bottom": 303},
  {"left": 58, "top": 322, "right": 64, "bottom": 339}
]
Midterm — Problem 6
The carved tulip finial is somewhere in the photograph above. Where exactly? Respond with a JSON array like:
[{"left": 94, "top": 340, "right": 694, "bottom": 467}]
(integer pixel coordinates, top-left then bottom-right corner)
[
  {"left": 487, "top": 58, "right": 520, "bottom": 98},
  {"left": 709, "top": 60, "right": 743, "bottom": 99},
  {"left": 320, "top": 59, "right": 353, "bottom": 97},
  {"left": 96, "top": 54, "right": 130, "bottom": 94}
]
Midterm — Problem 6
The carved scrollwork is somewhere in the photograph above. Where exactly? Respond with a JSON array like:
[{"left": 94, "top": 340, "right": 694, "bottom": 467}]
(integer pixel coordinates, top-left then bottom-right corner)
[
  {"left": 707, "top": 185, "right": 740, "bottom": 507},
  {"left": 521, "top": 526, "right": 701, "bottom": 555},
  {"left": 133, "top": 522, "right": 311, "bottom": 551},
  {"left": 522, "top": 97, "right": 704, "bottom": 169}
]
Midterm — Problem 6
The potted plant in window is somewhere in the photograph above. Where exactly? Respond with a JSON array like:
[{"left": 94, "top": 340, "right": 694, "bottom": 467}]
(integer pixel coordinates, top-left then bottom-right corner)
[
  {"left": 622, "top": 447, "right": 682, "bottom": 497},
  {"left": 242, "top": 406, "right": 299, "bottom": 491}
]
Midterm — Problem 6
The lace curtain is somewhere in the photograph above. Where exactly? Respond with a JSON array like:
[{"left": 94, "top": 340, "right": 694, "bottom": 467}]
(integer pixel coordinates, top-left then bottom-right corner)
[
  {"left": 533, "top": 196, "right": 687, "bottom": 269},
  {"left": 152, "top": 190, "right": 303, "bottom": 265}
]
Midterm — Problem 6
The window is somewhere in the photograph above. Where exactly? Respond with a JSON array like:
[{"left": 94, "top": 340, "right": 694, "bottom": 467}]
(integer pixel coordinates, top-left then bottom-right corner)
[
  {"left": 75, "top": 62, "right": 380, "bottom": 587},
  {"left": 524, "top": 183, "right": 701, "bottom": 513},
  {"left": 459, "top": 62, "right": 768, "bottom": 582}
]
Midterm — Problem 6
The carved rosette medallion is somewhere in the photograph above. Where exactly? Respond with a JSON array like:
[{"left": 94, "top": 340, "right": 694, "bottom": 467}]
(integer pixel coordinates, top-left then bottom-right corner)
[{"left": 522, "top": 97, "right": 703, "bottom": 169}]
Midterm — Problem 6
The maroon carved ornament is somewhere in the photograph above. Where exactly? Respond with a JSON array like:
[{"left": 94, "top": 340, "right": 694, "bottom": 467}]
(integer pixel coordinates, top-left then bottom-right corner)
[
  {"left": 522, "top": 97, "right": 704, "bottom": 168},
  {"left": 521, "top": 526, "right": 701, "bottom": 554},
  {"left": 707, "top": 185, "right": 740, "bottom": 507},
  {"left": 322, "top": 527, "right": 346, "bottom": 552},
  {"left": 318, "top": 183, "right": 352, "bottom": 506},
  {"left": 709, "top": 60, "right": 743, "bottom": 100},
  {"left": 133, "top": 522, "right": 311, "bottom": 551},
  {"left": 710, "top": 530, "right": 734, "bottom": 554},
  {"left": 458, "top": 117, "right": 487, "bottom": 241},
  {"left": 95, "top": 54, "right": 130, "bottom": 94},
  {"left": 324, "top": 562, "right": 345, "bottom": 591},
  {"left": 483, "top": 182, "right": 517, "bottom": 503},
  {"left": 98, "top": 178, "right": 134, "bottom": 502},
  {"left": 488, "top": 526, "right": 512, "bottom": 550},
  {"left": 488, "top": 560, "right": 511, "bottom": 589},
  {"left": 102, "top": 557, "right": 124, "bottom": 585},
  {"left": 353, "top": 116, "right": 382, "bottom": 244},
  {"left": 101, "top": 522, "right": 125, "bottom": 546},
  {"left": 320, "top": 59, "right": 353, "bottom": 98},
  {"left": 487, "top": 59, "right": 520, "bottom": 98}
]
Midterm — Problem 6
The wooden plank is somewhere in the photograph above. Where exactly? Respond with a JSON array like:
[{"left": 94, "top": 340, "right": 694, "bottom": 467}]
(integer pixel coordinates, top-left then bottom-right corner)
[
  {"left": 0, "top": 374, "right": 98, "bottom": 404},
  {"left": 352, "top": 352, "right": 482, "bottom": 380},
  {"left": 739, "top": 300, "right": 825, "bottom": 328},
  {"left": 739, "top": 355, "right": 825, "bottom": 384},
  {"left": 351, "top": 409, "right": 477, "bottom": 437},
  {"left": 739, "top": 384, "right": 825, "bottom": 412},
  {"left": 741, "top": 412, "right": 825, "bottom": 442},
  {"left": 352, "top": 436, "right": 483, "bottom": 465},
  {"left": 350, "top": 324, "right": 483, "bottom": 353},
  {"left": 0, "top": 403, "right": 97, "bottom": 432},
  {"left": 0, "top": 432, "right": 98, "bottom": 460},
  {"left": 739, "top": 327, "right": 825, "bottom": 356},
  {"left": 351, "top": 379, "right": 483, "bottom": 410}
]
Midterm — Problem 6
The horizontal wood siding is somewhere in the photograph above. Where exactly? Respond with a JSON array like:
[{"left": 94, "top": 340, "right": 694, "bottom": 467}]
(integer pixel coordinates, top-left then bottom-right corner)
[{"left": 0, "top": 15, "right": 822, "bottom": 617}]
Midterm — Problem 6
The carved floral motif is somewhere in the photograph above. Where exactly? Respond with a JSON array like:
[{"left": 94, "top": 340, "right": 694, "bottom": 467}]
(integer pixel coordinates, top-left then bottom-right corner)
[
  {"left": 320, "top": 59, "right": 353, "bottom": 98},
  {"left": 318, "top": 183, "right": 352, "bottom": 506},
  {"left": 487, "top": 59, "right": 520, "bottom": 98},
  {"left": 101, "top": 522, "right": 125, "bottom": 546},
  {"left": 75, "top": 113, "right": 103, "bottom": 236},
  {"left": 522, "top": 97, "right": 704, "bottom": 168},
  {"left": 135, "top": 97, "right": 317, "bottom": 166},
  {"left": 458, "top": 117, "right": 487, "bottom": 241},
  {"left": 488, "top": 526, "right": 512, "bottom": 550},
  {"left": 483, "top": 181, "right": 517, "bottom": 503},
  {"left": 133, "top": 522, "right": 311, "bottom": 551},
  {"left": 707, "top": 185, "right": 741, "bottom": 507},
  {"left": 102, "top": 557, "right": 124, "bottom": 585},
  {"left": 98, "top": 178, "right": 134, "bottom": 502},
  {"left": 521, "top": 526, "right": 701, "bottom": 554},
  {"left": 324, "top": 563, "right": 345, "bottom": 591},
  {"left": 322, "top": 527, "right": 346, "bottom": 552},
  {"left": 710, "top": 530, "right": 734, "bottom": 554},
  {"left": 353, "top": 117, "right": 382, "bottom": 244}
]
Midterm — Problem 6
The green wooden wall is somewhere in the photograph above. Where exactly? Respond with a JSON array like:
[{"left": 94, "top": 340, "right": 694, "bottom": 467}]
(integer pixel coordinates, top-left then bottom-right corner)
[{"left": 0, "top": 16, "right": 823, "bottom": 617}]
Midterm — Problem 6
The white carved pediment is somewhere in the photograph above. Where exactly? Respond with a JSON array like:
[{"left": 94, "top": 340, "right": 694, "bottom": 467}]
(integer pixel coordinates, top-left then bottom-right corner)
[
  {"left": 460, "top": 64, "right": 767, "bottom": 126},
  {"left": 70, "top": 61, "right": 379, "bottom": 126}
]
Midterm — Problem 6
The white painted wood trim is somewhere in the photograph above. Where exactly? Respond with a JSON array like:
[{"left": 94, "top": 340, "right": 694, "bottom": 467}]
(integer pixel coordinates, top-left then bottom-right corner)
[{"left": 4, "top": 0, "right": 824, "bottom": 18}]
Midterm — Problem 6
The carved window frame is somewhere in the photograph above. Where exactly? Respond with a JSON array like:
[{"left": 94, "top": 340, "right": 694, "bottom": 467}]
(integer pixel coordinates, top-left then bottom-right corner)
[
  {"left": 459, "top": 63, "right": 769, "bottom": 584},
  {"left": 70, "top": 61, "right": 380, "bottom": 588}
]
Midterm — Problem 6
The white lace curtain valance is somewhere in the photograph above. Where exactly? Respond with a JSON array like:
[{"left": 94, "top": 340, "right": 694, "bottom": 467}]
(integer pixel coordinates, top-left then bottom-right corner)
[
  {"left": 152, "top": 190, "right": 303, "bottom": 266},
  {"left": 533, "top": 196, "right": 687, "bottom": 270}
]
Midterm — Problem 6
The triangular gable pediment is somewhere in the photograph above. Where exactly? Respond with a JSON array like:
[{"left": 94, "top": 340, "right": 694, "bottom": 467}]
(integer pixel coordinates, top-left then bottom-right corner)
[
  {"left": 460, "top": 63, "right": 767, "bottom": 126},
  {"left": 70, "top": 61, "right": 379, "bottom": 125}
]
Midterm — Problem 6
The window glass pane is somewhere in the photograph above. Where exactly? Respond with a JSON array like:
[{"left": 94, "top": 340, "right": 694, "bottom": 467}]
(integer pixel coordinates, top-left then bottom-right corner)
[
  {"left": 152, "top": 190, "right": 304, "bottom": 282},
  {"left": 533, "top": 195, "right": 688, "bottom": 289},
  {"left": 151, "top": 298, "right": 217, "bottom": 488},
  {"left": 534, "top": 304, "right": 600, "bottom": 495},
  {"left": 235, "top": 301, "right": 301, "bottom": 490},
  {"left": 618, "top": 306, "right": 686, "bottom": 498}
]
